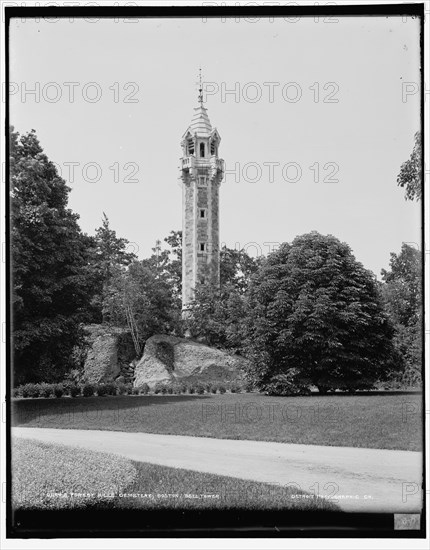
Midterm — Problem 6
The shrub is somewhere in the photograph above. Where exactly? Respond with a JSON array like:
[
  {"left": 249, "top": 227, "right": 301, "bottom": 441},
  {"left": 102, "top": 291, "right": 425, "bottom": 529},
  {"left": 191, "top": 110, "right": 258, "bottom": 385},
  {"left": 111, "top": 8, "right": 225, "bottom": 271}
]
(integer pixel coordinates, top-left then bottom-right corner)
[
  {"left": 37, "top": 383, "right": 46, "bottom": 398},
  {"left": 39, "top": 383, "right": 54, "bottom": 398},
  {"left": 171, "top": 383, "right": 180, "bottom": 394},
  {"left": 218, "top": 385, "right": 226, "bottom": 394},
  {"left": 160, "top": 385, "right": 168, "bottom": 395},
  {"left": 53, "top": 384, "right": 64, "bottom": 398},
  {"left": 62, "top": 380, "right": 73, "bottom": 395},
  {"left": 263, "top": 373, "right": 311, "bottom": 397},
  {"left": 167, "top": 382, "right": 183, "bottom": 394},
  {"left": 82, "top": 383, "right": 95, "bottom": 397},
  {"left": 116, "top": 382, "right": 127, "bottom": 395},
  {"left": 243, "top": 380, "right": 254, "bottom": 393},
  {"left": 139, "top": 383, "right": 150, "bottom": 395},
  {"left": 22, "top": 383, "right": 42, "bottom": 398},
  {"left": 69, "top": 384, "right": 80, "bottom": 398},
  {"left": 170, "top": 383, "right": 183, "bottom": 394},
  {"left": 12, "top": 387, "right": 21, "bottom": 398},
  {"left": 188, "top": 385, "right": 196, "bottom": 394},
  {"left": 96, "top": 384, "right": 109, "bottom": 397},
  {"left": 230, "top": 383, "right": 242, "bottom": 394},
  {"left": 31, "top": 383, "right": 43, "bottom": 398},
  {"left": 124, "top": 383, "right": 133, "bottom": 395},
  {"left": 210, "top": 385, "right": 217, "bottom": 394},
  {"left": 131, "top": 387, "right": 139, "bottom": 395},
  {"left": 195, "top": 383, "right": 205, "bottom": 395},
  {"left": 104, "top": 383, "right": 117, "bottom": 396}
]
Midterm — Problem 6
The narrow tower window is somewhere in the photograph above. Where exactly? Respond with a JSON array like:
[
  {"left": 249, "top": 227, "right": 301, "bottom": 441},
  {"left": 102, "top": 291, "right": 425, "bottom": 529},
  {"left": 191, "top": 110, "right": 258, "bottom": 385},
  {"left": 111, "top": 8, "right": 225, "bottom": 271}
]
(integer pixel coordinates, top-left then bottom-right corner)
[
  {"left": 188, "top": 138, "right": 194, "bottom": 155},
  {"left": 199, "top": 243, "right": 206, "bottom": 252},
  {"left": 210, "top": 141, "right": 216, "bottom": 155},
  {"left": 200, "top": 142, "right": 205, "bottom": 157},
  {"left": 200, "top": 209, "right": 206, "bottom": 219}
]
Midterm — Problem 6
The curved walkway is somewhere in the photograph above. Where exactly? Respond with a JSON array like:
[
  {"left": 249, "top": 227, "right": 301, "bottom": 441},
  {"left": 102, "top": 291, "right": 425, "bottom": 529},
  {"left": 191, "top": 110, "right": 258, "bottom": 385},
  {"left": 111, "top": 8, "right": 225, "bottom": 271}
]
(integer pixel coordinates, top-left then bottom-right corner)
[{"left": 12, "top": 427, "right": 422, "bottom": 513}]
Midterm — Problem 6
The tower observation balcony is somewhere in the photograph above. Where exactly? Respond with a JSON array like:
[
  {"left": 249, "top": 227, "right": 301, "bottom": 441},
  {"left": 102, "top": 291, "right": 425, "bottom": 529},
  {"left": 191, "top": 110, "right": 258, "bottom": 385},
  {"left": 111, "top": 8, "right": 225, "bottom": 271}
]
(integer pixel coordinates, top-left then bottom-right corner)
[{"left": 181, "top": 155, "right": 195, "bottom": 171}]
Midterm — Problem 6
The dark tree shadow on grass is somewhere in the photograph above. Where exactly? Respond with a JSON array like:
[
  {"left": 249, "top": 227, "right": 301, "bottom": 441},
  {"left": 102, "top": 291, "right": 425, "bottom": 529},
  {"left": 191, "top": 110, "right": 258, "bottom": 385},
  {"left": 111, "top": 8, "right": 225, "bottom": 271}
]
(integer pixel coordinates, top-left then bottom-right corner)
[
  {"left": 11, "top": 390, "right": 422, "bottom": 428},
  {"left": 11, "top": 395, "right": 211, "bottom": 427}
]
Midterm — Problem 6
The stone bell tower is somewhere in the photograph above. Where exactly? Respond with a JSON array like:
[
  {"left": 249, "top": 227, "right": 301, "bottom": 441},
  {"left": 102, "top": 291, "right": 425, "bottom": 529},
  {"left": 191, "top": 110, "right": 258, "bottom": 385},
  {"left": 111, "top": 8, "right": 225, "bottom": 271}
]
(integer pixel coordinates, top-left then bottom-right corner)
[{"left": 180, "top": 77, "right": 225, "bottom": 314}]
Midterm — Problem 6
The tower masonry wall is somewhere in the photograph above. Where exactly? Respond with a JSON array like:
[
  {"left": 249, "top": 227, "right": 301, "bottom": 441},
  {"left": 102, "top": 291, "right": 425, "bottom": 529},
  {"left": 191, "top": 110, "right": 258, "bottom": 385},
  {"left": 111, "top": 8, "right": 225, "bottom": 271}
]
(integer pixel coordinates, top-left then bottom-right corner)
[
  {"left": 183, "top": 180, "right": 195, "bottom": 306},
  {"left": 180, "top": 103, "right": 224, "bottom": 311},
  {"left": 182, "top": 176, "right": 221, "bottom": 307}
]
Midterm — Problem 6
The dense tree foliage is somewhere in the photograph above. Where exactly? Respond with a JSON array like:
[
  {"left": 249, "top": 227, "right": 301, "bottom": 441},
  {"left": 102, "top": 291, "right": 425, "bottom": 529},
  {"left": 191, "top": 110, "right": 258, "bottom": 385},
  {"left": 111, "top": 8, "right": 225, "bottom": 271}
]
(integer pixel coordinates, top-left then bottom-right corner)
[
  {"left": 185, "top": 245, "right": 261, "bottom": 347},
  {"left": 185, "top": 282, "right": 247, "bottom": 349},
  {"left": 91, "top": 213, "right": 136, "bottom": 323},
  {"left": 163, "top": 230, "right": 182, "bottom": 298},
  {"left": 103, "top": 259, "right": 182, "bottom": 355},
  {"left": 104, "top": 237, "right": 261, "bottom": 352},
  {"left": 11, "top": 128, "right": 415, "bottom": 393},
  {"left": 220, "top": 245, "right": 263, "bottom": 293},
  {"left": 397, "top": 131, "right": 422, "bottom": 201},
  {"left": 381, "top": 244, "right": 422, "bottom": 386},
  {"left": 10, "top": 128, "right": 95, "bottom": 383},
  {"left": 140, "top": 232, "right": 183, "bottom": 303},
  {"left": 100, "top": 231, "right": 186, "bottom": 354},
  {"left": 244, "top": 232, "right": 396, "bottom": 392}
]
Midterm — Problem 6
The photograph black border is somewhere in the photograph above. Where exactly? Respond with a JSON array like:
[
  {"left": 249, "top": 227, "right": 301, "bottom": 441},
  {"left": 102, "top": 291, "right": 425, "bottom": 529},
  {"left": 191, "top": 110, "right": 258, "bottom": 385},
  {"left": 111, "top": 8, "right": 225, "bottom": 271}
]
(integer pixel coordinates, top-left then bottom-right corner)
[{"left": 3, "top": 1, "right": 426, "bottom": 539}]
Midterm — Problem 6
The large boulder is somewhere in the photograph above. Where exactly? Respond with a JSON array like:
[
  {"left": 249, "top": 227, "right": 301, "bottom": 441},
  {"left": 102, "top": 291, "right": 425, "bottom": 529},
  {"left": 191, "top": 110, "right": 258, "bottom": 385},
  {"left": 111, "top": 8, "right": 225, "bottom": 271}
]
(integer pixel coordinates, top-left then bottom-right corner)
[
  {"left": 83, "top": 325, "right": 135, "bottom": 384},
  {"left": 133, "top": 334, "right": 248, "bottom": 388}
]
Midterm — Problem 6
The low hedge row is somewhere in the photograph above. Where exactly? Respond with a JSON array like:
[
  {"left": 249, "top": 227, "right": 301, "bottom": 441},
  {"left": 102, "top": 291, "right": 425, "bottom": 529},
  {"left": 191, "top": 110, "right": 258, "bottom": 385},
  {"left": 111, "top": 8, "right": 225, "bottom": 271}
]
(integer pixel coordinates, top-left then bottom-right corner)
[
  {"left": 12, "top": 381, "right": 134, "bottom": 399},
  {"left": 151, "top": 381, "right": 234, "bottom": 395},
  {"left": 12, "top": 380, "right": 248, "bottom": 398}
]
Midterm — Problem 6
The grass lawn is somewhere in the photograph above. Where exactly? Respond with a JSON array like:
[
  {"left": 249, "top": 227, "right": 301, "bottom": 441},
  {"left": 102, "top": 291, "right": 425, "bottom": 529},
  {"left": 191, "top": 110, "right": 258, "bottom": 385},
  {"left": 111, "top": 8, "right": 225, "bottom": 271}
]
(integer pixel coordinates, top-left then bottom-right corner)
[
  {"left": 12, "top": 438, "right": 338, "bottom": 511},
  {"left": 109, "top": 461, "right": 339, "bottom": 511},
  {"left": 12, "top": 438, "right": 135, "bottom": 510},
  {"left": 12, "top": 391, "right": 422, "bottom": 451}
]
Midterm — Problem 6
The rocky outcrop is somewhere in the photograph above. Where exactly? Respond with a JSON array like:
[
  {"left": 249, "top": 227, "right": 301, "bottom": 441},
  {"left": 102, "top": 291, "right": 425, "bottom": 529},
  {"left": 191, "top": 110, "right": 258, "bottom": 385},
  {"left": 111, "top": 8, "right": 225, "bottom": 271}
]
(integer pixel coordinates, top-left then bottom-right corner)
[
  {"left": 83, "top": 325, "right": 136, "bottom": 385},
  {"left": 133, "top": 334, "right": 248, "bottom": 388}
]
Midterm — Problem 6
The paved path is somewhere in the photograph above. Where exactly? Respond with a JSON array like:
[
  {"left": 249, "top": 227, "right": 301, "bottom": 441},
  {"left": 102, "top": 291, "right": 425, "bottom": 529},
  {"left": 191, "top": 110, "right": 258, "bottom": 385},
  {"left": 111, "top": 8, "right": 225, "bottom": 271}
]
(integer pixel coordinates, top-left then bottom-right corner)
[{"left": 12, "top": 427, "right": 422, "bottom": 513}]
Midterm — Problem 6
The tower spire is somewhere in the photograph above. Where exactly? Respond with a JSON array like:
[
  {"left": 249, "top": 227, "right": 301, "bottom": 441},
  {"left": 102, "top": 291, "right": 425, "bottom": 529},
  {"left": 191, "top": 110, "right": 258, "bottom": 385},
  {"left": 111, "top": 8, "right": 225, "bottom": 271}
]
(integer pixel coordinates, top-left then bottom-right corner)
[
  {"left": 198, "top": 67, "right": 203, "bottom": 106},
  {"left": 180, "top": 73, "right": 224, "bottom": 313}
]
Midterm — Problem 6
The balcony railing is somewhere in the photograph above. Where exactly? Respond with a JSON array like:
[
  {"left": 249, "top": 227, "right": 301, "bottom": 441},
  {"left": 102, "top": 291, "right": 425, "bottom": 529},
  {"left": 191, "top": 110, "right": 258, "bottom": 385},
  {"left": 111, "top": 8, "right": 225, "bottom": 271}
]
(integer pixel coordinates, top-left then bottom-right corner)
[
  {"left": 181, "top": 156, "right": 196, "bottom": 170},
  {"left": 181, "top": 156, "right": 224, "bottom": 172}
]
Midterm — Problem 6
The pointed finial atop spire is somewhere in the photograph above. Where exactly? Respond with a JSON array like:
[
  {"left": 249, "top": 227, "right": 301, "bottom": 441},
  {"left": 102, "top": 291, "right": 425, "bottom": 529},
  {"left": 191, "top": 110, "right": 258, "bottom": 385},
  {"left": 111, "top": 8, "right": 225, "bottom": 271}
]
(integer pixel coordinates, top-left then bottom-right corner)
[{"left": 198, "top": 67, "right": 203, "bottom": 105}]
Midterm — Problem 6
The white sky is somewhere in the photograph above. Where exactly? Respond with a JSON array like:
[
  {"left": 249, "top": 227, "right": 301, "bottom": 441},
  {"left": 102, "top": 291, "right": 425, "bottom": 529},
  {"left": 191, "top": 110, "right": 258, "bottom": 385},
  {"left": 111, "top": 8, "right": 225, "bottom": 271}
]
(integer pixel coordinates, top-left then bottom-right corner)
[{"left": 9, "top": 14, "right": 421, "bottom": 277}]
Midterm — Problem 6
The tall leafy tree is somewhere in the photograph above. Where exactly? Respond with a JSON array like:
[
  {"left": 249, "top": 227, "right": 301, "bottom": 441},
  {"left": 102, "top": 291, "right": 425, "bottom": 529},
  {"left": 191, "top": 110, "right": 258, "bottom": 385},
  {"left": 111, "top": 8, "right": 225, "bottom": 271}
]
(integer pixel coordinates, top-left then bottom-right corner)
[
  {"left": 186, "top": 281, "right": 247, "bottom": 350},
  {"left": 244, "top": 232, "right": 395, "bottom": 392},
  {"left": 397, "top": 131, "right": 422, "bottom": 201},
  {"left": 94, "top": 212, "right": 136, "bottom": 283},
  {"left": 101, "top": 231, "right": 186, "bottom": 353},
  {"left": 381, "top": 244, "right": 422, "bottom": 386},
  {"left": 92, "top": 213, "right": 136, "bottom": 322},
  {"left": 10, "top": 127, "right": 95, "bottom": 383},
  {"left": 104, "top": 259, "right": 182, "bottom": 353},
  {"left": 164, "top": 229, "right": 182, "bottom": 293},
  {"left": 220, "top": 245, "right": 262, "bottom": 293},
  {"left": 144, "top": 235, "right": 182, "bottom": 300},
  {"left": 184, "top": 245, "right": 261, "bottom": 346}
]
